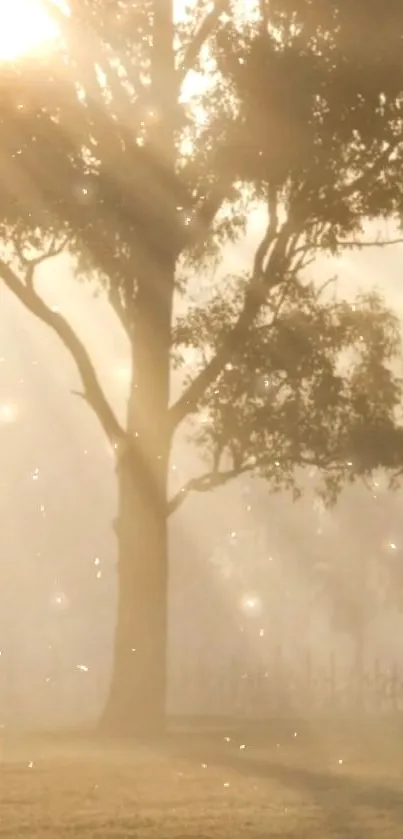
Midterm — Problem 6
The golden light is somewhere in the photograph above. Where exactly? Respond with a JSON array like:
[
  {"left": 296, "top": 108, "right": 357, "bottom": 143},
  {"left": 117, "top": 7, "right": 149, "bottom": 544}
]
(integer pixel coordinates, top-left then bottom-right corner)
[
  {"left": 241, "top": 594, "right": 262, "bottom": 616},
  {"left": 0, "top": 402, "right": 18, "bottom": 424},
  {"left": 0, "top": 0, "right": 59, "bottom": 62}
]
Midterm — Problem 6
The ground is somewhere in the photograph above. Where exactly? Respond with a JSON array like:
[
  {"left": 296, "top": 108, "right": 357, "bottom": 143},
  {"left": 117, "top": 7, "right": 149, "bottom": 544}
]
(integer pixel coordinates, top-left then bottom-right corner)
[{"left": 0, "top": 719, "right": 403, "bottom": 837}]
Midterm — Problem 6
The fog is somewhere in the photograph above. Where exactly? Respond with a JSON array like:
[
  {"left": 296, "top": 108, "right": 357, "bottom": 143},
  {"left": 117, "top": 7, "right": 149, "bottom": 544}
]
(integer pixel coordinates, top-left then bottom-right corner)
[{"left": 1, "top": 233, "right": 403, "bottom": 727}]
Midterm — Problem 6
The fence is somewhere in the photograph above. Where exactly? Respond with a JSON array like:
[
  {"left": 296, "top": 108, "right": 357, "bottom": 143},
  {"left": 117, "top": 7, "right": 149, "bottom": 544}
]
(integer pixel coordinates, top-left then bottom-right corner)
[
  {"left": 1, "top": 646, "right": 403, "bottom": 725},
  {"left": 168, "top": 647, "right": 403, "bottom": 718}
]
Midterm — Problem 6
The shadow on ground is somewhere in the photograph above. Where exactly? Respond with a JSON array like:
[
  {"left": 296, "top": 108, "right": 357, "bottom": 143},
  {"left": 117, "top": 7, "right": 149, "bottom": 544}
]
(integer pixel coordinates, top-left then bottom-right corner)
[
  {"left": 6, "top": 720, "right": 402, "bottom": 837},
  {"left": 167, "top": 720, "right": 403, "bottom": 837}
]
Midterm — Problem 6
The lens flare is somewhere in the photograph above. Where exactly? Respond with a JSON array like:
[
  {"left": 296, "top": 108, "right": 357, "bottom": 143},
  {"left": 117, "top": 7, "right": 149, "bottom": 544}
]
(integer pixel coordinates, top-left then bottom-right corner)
[{"left": 0, "top": 1, "right": 59, "bottom": 62}]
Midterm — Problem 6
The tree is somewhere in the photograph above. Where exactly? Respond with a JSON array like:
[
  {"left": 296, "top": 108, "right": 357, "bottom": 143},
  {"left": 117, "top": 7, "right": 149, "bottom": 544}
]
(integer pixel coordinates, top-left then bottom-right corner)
[{"left": 1, "top": 0, "right": 403, "bottom": 734}]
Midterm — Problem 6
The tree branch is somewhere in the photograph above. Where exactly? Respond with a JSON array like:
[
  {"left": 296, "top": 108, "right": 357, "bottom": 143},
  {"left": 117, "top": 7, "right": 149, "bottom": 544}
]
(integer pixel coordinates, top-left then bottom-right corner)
[
  {"left": 14, "top": 235, "right": 70, "bottom": 288},
  {"left": 252, "top": 184, "right": 278, "bottom": 278},
  {"left": 168, "top": 216, "right": 293, "bottom": 434},
  {"left": 0, "top": 259, "right": 124, "bottom": 443},
  {"left": 336, "top": 236, "right": 403, "bottom": 249},
  {"left": 168, "top": 464, "right": 250, "bottom": 515},
  {"left": 343, "top": 139, "right": 401, "bottom": 200},
  {"left": 108, "top": 285, "right": 133, "bottom": 337},
  {"left": 184, "top": 173, "right": 234, "bottom": 250},
  {"left": 178, "top": 0, "right": 229, "bottom": 86}
]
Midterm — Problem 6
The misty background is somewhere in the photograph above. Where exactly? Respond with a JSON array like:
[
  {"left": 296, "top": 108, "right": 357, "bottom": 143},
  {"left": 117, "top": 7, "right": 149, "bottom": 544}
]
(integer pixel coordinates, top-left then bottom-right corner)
[{"left": 1, "top": 222, "right": 403, "bottom": 726}]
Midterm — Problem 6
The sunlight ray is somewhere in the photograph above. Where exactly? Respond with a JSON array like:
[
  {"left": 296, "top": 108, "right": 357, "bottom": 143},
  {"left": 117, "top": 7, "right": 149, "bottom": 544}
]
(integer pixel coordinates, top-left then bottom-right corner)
[{"left": 0, "top": 0, "right": 60, "bottom": 61}]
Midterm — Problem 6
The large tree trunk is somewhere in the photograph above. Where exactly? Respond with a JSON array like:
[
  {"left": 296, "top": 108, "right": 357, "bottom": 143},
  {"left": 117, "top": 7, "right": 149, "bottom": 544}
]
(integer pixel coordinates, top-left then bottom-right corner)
[
  {"left": 100, "top": 448, "right": 169, "bottom": 736},
  {"left": 100, "top": 0, "right": 177, "bottom": 737},
  {"left": 100, "top": 250, "right": 176, "bottom": 736}
]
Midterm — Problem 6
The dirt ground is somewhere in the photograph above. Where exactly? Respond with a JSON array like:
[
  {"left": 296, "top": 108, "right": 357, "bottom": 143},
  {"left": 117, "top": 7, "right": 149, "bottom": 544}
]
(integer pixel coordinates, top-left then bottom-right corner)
[{"left": 0, "top": 719, "right": 403, "bottom": 837}]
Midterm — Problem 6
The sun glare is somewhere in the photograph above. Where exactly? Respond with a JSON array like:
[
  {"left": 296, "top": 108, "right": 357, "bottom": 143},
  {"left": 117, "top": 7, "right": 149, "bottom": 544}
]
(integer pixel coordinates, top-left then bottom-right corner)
[{"left": 0, "top": 0, "right": 59, "bottom": 62}]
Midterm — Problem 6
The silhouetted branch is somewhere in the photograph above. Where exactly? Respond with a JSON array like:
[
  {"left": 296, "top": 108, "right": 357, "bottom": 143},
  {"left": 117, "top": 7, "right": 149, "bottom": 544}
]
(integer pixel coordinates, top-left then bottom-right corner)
[
  {"left": 316, "top": 275, "right": 338, "bottom": 300},
  {"left": 178, "top": 0, "right": 229, "bottom": 85},
  {"left": 108, "top": 286, "right": 133, "bottom": 337},
  {"left": 168, "top": 218, "right": 294, "bottom": 433},
  {"left": 253, "top": 184, "right": 278, "bottom": 277},
  {"left": 0, "top": 259, "right": 124, "bottom": 443},
  {"left": 14, "top": 235, "right": 70, "bottom": 288},
  {"left": 342, "top": 139, "right": 401, "bottom": 202},
  {"left": 168, "top": 464, "right": 250, "bottom": 515},
  {"left": 337, "top": 236, "right": 403, "bottom": 249},
  {"left": 189, "top": 174, "right": 234, "bottom": 247},
  {"left": 168, "top": 451, "right": 347, "bottom": 515}
]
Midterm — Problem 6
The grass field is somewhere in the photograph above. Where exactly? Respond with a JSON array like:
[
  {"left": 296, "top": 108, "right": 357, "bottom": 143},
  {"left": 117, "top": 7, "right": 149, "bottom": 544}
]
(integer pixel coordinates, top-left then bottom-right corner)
[{"left": 1, "top": 719, "right": 403, "bottom": 837}]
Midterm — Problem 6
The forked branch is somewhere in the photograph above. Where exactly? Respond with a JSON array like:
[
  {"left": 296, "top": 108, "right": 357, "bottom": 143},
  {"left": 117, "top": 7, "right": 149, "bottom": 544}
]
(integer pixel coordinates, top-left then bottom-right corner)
[
  {"left": 0, "top": 258, "right": 124, "bottom": 443},
  {"left": 168, "top": 213, "right": 292, "bottom": 434},
  {"left": 14, "top": 235, "right": 70, "bottom": 288}
]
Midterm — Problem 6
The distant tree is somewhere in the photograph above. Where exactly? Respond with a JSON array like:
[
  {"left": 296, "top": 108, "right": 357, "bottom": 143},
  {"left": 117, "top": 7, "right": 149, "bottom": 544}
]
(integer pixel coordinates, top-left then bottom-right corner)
[{"left": 1, "top": 0, "right": 403, "bottom": 733}]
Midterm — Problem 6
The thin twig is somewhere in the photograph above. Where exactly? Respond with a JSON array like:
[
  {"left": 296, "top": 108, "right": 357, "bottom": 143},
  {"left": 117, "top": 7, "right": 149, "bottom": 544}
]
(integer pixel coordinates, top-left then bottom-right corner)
[
  {"left": 168, "top": 464, "right": 250, "bottom": 515},
  {"left": 336, "top": 237, "right": 403, "bottom": 249}
]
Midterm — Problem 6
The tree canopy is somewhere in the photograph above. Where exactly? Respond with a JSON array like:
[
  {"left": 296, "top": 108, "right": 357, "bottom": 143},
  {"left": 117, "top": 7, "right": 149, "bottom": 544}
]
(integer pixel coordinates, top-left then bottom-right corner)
[{"left": 1, "top": 0, "right": 403, "bottom": 507}]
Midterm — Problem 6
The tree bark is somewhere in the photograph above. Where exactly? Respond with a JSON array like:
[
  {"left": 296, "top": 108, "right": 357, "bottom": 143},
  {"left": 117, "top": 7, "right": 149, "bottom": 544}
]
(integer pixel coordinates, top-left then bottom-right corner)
[
  {"left": 100, "top": 0, "right": 177, "bottom": 737},
  {"left": 100, "top": 448, "right": 169, "bottom": 736},
  {"left": 100, "top": 248, "right": 175, "bottom": 736}
]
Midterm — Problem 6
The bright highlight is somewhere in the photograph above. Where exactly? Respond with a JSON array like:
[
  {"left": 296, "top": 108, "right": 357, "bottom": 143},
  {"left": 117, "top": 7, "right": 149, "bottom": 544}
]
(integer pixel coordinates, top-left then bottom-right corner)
[{"left": 0, "top": 0, "right": 58, "bottom": 62}]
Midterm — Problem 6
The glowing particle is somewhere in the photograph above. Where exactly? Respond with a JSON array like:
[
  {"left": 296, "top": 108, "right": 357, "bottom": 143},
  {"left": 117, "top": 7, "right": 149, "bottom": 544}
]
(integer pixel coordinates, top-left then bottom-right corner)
[
  {"left": 241, "top": 594, "right": 262, "bottom": 615},
  {"left": 74, "top": 180, "right": 96, "bottom": 204},
  {"left": 51, "top": 591, "right": 69, "bottom": 610},
  {"left": 0, "top": 403, "right": 17, "bottom": 424},
  {"left": 255, "top": 373, "right": 273, "bottom": 397}
]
